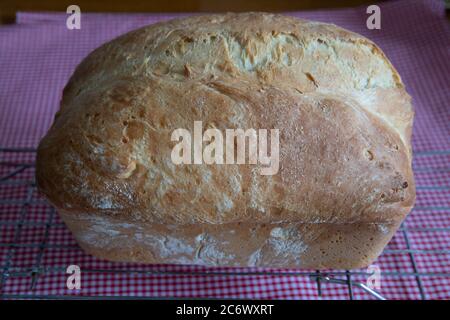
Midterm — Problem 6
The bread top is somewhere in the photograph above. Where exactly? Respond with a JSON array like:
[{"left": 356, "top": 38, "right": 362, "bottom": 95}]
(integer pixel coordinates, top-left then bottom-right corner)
[{"left": 36, "top": 13, "right": 415, "bottom": 225}]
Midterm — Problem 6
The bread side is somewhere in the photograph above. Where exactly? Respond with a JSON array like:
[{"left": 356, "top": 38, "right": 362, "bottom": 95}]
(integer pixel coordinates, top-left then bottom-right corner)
[
  {"left": 36, "top": 13, "right": 415, "bottom": 228},
  {"left": 59, "top": 210, "right": 401, "bottom": 269}
]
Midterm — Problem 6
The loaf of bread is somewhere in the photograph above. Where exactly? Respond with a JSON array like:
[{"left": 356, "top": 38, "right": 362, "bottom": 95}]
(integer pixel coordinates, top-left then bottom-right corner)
[{"left": 36, "top": 13, "right": 415, "bottom": 269}]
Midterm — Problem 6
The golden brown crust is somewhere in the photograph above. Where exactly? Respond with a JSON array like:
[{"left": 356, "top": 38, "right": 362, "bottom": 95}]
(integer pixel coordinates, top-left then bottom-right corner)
[{"left": 36, "top": 13, "right": 415, "bottom": 267}]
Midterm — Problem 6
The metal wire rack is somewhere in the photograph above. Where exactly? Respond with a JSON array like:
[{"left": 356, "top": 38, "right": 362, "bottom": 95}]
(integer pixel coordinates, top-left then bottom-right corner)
[{"left": 0, "top": 147, "right": 449, "bottom": 300}]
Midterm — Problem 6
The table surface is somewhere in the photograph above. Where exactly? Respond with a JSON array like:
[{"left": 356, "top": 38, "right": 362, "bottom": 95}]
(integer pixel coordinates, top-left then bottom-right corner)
[
  {"left": 2, "top": 0, "right": 449, "bottom": 24},
  {"left": 0, "top": 0, "right": 398, "bottom": 24}
]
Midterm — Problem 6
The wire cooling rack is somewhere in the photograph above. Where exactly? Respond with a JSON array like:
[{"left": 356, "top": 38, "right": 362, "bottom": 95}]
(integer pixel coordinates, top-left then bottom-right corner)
[{"left": 0, "top": 147, "right": 449, "bottom": 300}]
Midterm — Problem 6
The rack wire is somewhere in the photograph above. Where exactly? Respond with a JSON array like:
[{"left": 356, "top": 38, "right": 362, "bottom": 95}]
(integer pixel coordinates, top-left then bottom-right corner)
[{"left": 0, "top": 147, "right": 449, "bottom": 300}]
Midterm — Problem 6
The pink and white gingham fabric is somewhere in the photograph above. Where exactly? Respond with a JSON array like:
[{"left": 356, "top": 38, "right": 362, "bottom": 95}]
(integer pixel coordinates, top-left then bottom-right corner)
[{"left": 0, "top": 0, "right": 449, "bottom": 299}]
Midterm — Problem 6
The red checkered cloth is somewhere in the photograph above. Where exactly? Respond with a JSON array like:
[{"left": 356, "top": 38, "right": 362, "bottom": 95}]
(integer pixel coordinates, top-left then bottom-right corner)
[{"left": 0, "top": 0, "right": 449, "bottom": 299}]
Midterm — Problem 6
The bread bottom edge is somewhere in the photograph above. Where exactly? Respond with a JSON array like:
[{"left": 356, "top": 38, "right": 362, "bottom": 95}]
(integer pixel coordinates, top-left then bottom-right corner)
[{"left": 59, "top": 210, "right": 401, "bottom": 269}]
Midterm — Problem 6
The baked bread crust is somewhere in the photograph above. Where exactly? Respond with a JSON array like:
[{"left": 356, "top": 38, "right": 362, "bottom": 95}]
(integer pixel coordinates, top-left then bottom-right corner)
[{"left": 36, "top": 13, "right": 415, "bottom": 268}]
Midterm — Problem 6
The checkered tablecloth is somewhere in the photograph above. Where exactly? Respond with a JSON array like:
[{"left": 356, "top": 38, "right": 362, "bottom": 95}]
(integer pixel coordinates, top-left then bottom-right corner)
[{"left": 0, "top": 0, "right": 449, "bottom": 299}]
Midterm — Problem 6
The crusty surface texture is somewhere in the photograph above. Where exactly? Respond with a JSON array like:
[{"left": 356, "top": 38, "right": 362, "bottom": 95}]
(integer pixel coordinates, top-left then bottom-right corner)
[{"left": 36, "top": 13, "right": 415, "bottom": 268}]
